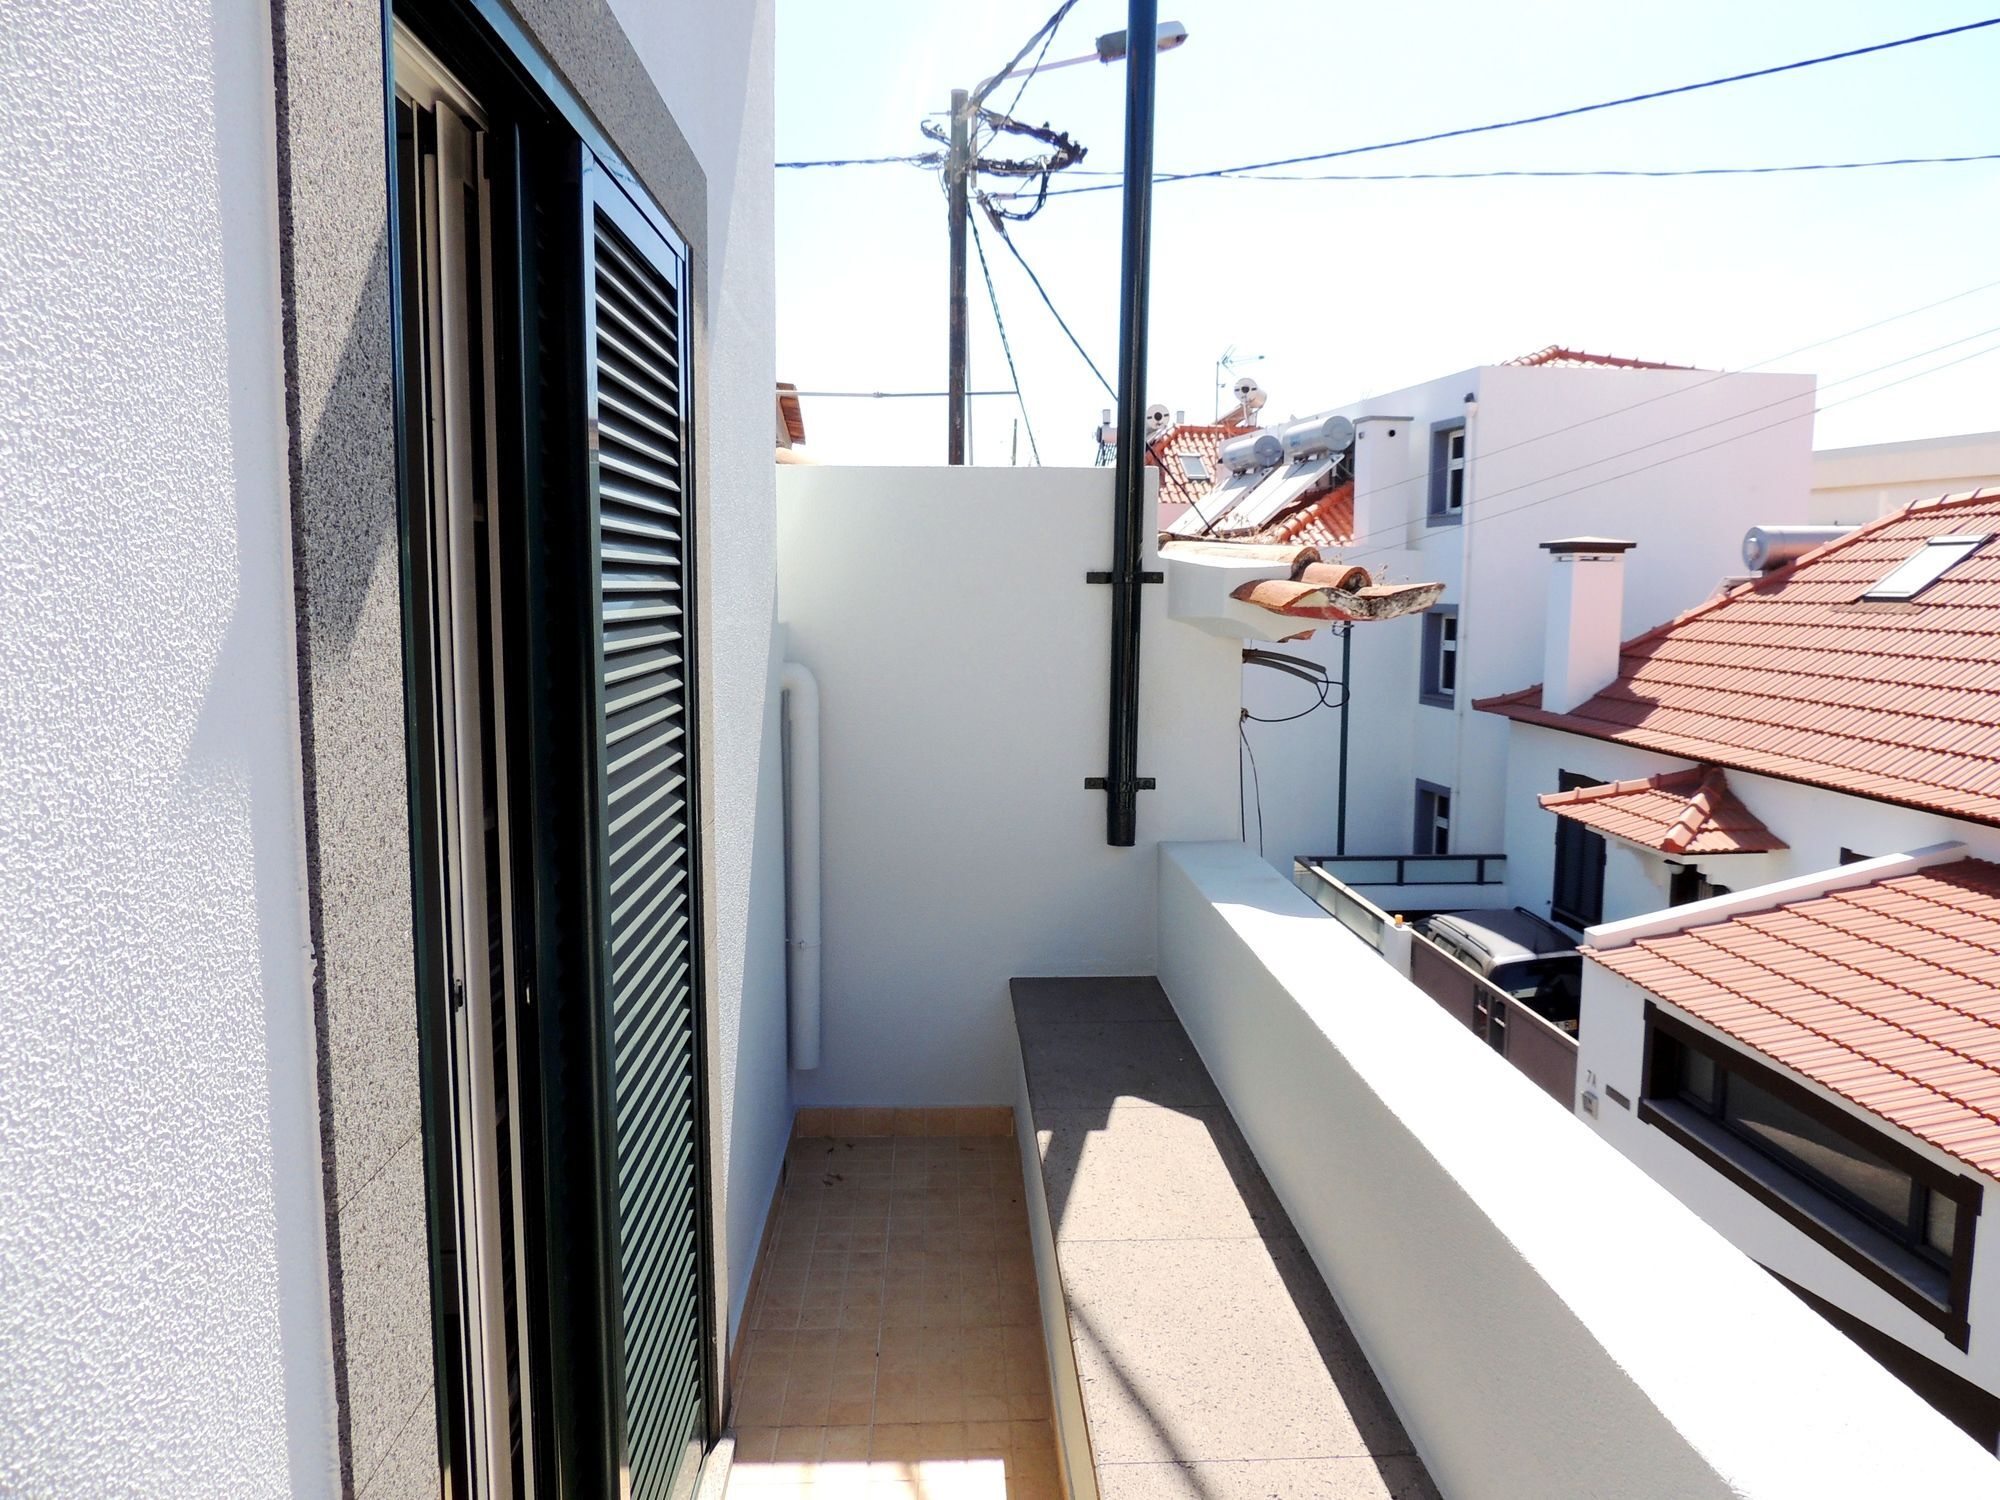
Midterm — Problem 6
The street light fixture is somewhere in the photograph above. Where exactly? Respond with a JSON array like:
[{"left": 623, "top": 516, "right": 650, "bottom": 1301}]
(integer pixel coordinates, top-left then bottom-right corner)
[{"left": 945, "top": 19, "right": 1188, "bottom": 464}]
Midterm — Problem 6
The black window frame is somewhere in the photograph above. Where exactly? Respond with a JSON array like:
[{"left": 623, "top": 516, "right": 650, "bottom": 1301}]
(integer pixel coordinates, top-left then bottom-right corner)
[
  {"left": 1640, "top": 1004, "right": 1981, "bottom": 1348},
  {"left": 1414, "top": 779, "right": 1451, "bottom": 856},
  {"left": 1426, "top": 419, "right": 1467, "bottom": 525},
  {"left": 1419, "top": 606, "right": 1459, "bottom": 708},
  {"left": 1549, "top": 769, "right": 1606, "bottom": 930},
  {"left": 1666, "top": 862, "right": 1729, "bottom": 907}
]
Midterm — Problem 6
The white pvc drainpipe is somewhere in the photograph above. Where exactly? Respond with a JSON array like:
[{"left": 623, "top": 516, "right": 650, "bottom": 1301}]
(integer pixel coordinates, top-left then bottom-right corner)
[{"left": 780, "top": 662, "right": 822, "bottom": 1070}]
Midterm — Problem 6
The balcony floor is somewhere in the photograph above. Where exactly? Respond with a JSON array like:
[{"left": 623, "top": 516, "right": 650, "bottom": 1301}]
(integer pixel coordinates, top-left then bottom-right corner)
[{"left": 727, "top": 1126, "right": 1059, "bottom": 1499}]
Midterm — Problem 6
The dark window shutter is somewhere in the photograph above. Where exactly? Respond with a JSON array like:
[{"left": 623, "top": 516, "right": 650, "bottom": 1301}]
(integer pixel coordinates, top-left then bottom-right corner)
[{"left": 582, "top": 160, "right": 706, "bottom": 1500}]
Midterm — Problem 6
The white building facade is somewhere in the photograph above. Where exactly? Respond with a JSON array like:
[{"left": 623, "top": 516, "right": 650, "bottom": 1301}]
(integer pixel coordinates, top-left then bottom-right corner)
[{"left": 1240, "top": 349, "right": 1815, "bottom": 876}]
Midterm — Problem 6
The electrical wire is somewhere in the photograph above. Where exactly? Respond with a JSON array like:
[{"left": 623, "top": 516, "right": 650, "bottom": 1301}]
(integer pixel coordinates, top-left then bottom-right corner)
[
  {"left": 1339, "top": 333, "right": 2000, "bottom": 568},
  {"left": 999, "top": 0, "right": 1071, "bottom": 122},
  {"left": 778, "top": 153, "right": 940, "bottom": 170},
  {"left": 1029, "top": 151, "right": 2000, "bottom": 189},
  {"left": 1349, "top": 318, "right": 2000, "bottom": 549},
  {"left": 968, "top": 215, "right": 1043, "bottom": 465},
  {"left": 1321, "top": 273, "right": 2000, "bottom": 521},
  {"left": 982, "top": 213, "right": 1117, "bottom": 398},
  {"left": 1238, "top": 719, "right": 1264, "bottom": 857},
  {"left": 972, "top": 0, "right": 1085, "bottom": 109},
  {"left": 1036, "top": 16, "right": 2000, "bottom": 195}
]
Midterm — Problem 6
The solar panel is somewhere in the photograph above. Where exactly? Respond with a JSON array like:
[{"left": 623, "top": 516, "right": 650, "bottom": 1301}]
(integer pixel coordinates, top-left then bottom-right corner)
[
  {"left": 1166, "top": 467, "right": 1266, "bottom": 536},
  {"left": 1220, "top": 454, "right": 1338, "bottom": 533}
]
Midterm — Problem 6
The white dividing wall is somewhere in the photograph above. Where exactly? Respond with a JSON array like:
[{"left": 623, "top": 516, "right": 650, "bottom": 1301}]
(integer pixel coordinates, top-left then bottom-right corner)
[
  {"left": 0, "top": 3, "right": 336, "bottom": 1493},
  {"left": 776, "top": 466, "right": 1241, "bottom": 1104},
  {"left": 1812, "top": 431, "right": 2000, "bottom": 525},
  {"left": 609, "top": 0, "right": 791, "bottom": 1342},
  {"left": 1248, "top": 364, "right": 1813, "bottom": 873},
  {"left": 1158, "top": 841, "right": 2000, "bottom": 1499}
]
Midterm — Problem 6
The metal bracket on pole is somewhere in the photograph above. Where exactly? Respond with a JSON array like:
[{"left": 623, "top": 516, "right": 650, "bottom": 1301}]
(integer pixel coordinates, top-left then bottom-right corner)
[{"left": 1086, "top": 570, "right": 1162, "bottom": 585}]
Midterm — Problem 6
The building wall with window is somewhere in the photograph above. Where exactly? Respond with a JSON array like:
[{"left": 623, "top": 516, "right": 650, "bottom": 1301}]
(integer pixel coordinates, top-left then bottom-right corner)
[
  {"left": 1497, "top": 721, "right": 2000, "bottom": 935},
  {"left": 1581, "top": 958, "right": 2000, "bottom": 1420},
  {"left": 1, "top": 0, "right": 787, "bottom": 1494},
  {"left": 1240, "top": 363, "right": 1812, "bottom": 875}
]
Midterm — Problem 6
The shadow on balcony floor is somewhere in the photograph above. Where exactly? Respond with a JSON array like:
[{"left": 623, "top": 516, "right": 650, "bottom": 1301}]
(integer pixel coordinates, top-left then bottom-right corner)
[{"left": 728, "top": 1120, "right": 1059, "bottom": 1499}]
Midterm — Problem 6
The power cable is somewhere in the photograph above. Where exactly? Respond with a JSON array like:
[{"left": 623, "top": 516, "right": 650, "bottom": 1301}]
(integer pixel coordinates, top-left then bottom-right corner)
[
  {"left": 982, "top": 212, "right": 1116, "bottom": 399},
  {"left": 778, "top": 153, "right": 940, "bottom": 170},
  {"left": 968, "top": 215, "right": 1043, "bottom": 465},
  {"left": 1013, "top": 151, "right": 2000, "bottom": 191},
  {"left": 1238, "top": 720, "right": 1264, "bottom": 857},
  {"left": 1260, "top": 271, "right": 2000, "bottom": 526},
  {"left": 1037, "top": 16, "right": 2000, "bottom": 196},
  {"left": 972, "top": 0, "right": 1084, "bottom": 109},
  {"left": 1339, "top": 334, "right": 2000, "bottom": 568},
  {"left": 999, "top": 0, "right": 1071, "bottom": 121},
  {"left": 1339, "top": 318, "right": 2000, "bottom": 556}
]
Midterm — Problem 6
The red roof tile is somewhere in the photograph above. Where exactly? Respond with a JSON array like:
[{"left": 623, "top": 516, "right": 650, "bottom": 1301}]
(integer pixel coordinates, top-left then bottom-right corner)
[
  {"left": 1505, "top": 345, "right": 1695, "bottom": 371},
  {"left": 1479, "top": 489, "right": 2000, "bottom": 827},
  {"left": 1587, "top": 858, "right": 2000, "bottom": 1178},
  {"left": 1539, "top": 767, "right": 1786, "bottom": 854},
  {"left": 1148, "top": 422, "right": 1247, "bottom": 522}
]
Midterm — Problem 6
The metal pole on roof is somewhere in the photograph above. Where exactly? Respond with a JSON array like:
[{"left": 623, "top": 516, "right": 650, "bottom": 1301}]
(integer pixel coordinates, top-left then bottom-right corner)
[
  {"left": 946, "top": 88, "right": 971, "bottom": 464},
  {"left": 1336, "top": 624, "right": 1352, "bottom": 855},
  {"left": 1100, "top": 0, "right": 1158, "bottom": 847}
]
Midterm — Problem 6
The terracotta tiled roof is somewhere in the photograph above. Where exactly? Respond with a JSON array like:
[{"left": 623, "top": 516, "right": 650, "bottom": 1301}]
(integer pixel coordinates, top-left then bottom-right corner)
[
  {"left": 1539, "top": 767, "right": 1786, "bottom": 855},
  {"left": 1505, "top": 345, "right": 1695, "bottom": 371},
  {"left": 1478, "top": 489, "right": 2000, "bottom": 827},
  {"left": 1148, "top": 422, "right": 1246, "bottom": 520},
  {"left": 1587, "top": 858, "right": 2000, "bottom": 1178},
  {"left": 1504, "top": 346, "right": 1696, "bottom": 370},
  {"left": 1257, "top": 479, "right": 1356, "bottom": 549}
]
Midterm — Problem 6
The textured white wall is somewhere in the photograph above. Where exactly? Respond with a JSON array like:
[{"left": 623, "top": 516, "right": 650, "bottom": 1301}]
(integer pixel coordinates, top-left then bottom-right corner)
[
  {"left": 0, "top": 1, "right": 336, "bottom": 1495},
  {"left": 777, "top": 466, "right": 1242, "bottom": 1105},
  {"left": 1159, "top": 840, "right": 2000, "bottom": 1498},
  {"left": 608, "top": 0, "right": 791, "bottom": 1342}
]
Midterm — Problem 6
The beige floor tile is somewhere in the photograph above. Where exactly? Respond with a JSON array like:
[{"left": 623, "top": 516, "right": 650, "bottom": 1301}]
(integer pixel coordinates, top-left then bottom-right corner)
[{"left": 734, "top": 1136, "right": 1059, "bottom": 1500}]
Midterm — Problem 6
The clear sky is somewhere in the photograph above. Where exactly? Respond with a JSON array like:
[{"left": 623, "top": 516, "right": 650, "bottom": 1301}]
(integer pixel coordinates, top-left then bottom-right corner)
[{"left": 775, "top": 2, "right": 2000, "bottom": 466}]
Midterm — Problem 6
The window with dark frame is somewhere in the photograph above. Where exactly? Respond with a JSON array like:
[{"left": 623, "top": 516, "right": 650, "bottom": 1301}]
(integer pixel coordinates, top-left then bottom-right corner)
[
  {"left": 1667, "top": 864, "right": 1729, "bottom": 906},
  {"left": 1414, "top": 780, "right": 1451, "bottom": 855},
  {"left": 1550, "top": 770, "right": 1606, "bottom": 929},
  {"left": 1641, "top": 1010, "right": 1979, "bottom": 1345},
  {"left": 1419, "top": 607, "right": 1458, "bottom": 708},
  {"left": 1427, "top": 420, "right": 1467, "bottom": 522}
]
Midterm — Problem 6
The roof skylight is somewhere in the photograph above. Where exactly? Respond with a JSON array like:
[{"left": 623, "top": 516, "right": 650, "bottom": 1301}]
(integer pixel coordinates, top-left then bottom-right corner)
[
  {"left": 1860, "top": 534, "right": 1989, "bottom": 601},
  {"left": 1179, "top": 453, "right": 1209, "bottom": 483}
]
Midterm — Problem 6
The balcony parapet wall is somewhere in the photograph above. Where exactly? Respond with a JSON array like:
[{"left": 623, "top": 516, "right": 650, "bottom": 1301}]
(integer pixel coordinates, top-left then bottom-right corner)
[{"left": 1157, "top": 839, "right": 1998, "bottom": 1499}]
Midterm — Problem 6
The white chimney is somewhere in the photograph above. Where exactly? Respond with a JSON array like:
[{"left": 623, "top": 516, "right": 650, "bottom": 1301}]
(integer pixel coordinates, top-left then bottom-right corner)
[{"left": 1540, "top": 538, "right": 1636, "bottom": 713}]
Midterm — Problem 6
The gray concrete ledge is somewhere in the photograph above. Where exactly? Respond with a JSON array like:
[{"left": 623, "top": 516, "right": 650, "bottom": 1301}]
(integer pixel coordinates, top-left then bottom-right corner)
[{"left": 1011, "top": 977, "right": 1437, "bottom": 1500}]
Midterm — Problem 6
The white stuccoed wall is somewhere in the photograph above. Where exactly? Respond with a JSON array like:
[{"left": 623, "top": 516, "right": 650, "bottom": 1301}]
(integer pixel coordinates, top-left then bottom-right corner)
[
  {"left": 776, "top": 466, "right": 1241, "bottom": 1104},
  {"left": 1811, "top": 430, "right": 2000, "bottom": 525},
  {"left": 0, "top": 2, "right": 336, "bottom": 1494},
  {"left": 1159, "top": 840, "right": 2000, "bottom": 1498},
  {"left": 610, "top": 0, "right": 792, "bottom": 1347}
]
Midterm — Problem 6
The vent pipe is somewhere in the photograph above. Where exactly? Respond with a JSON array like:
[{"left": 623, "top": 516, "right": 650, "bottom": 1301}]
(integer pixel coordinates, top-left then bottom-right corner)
[{"left": 780, "top": 662, "right": 821, "bottom": 1070}]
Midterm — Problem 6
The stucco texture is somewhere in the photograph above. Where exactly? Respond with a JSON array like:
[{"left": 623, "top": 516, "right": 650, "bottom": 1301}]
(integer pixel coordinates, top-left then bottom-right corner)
[{"left": 0, "top": 0, "right": 336, "bottom": 1494}]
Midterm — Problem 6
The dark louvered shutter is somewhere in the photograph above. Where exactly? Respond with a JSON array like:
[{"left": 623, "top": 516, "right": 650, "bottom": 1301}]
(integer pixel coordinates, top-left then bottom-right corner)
[{"left": 582, "top": 160, "right": 707, "bottom": 1500}]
